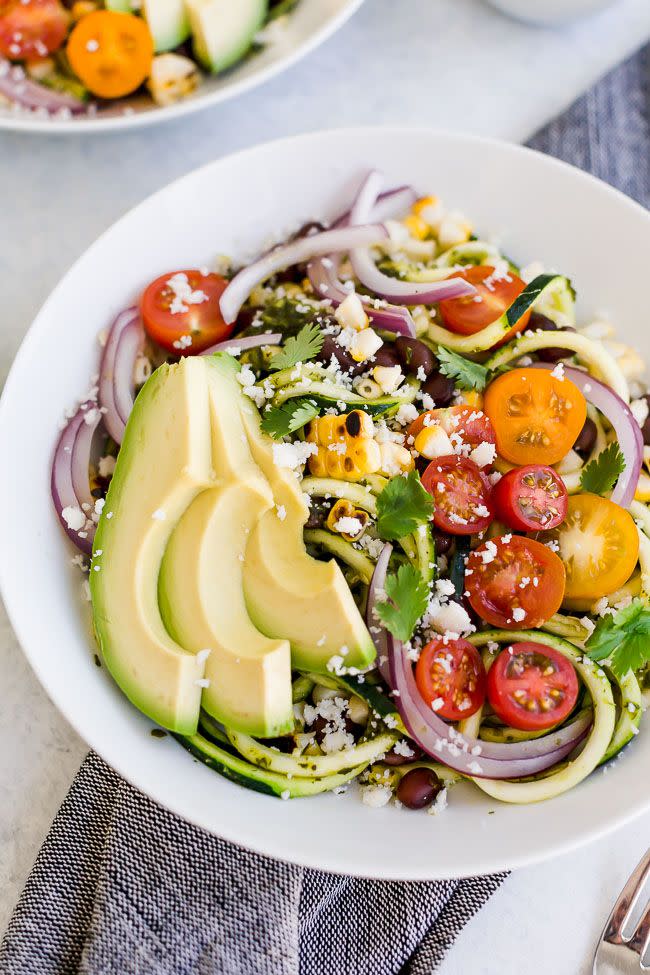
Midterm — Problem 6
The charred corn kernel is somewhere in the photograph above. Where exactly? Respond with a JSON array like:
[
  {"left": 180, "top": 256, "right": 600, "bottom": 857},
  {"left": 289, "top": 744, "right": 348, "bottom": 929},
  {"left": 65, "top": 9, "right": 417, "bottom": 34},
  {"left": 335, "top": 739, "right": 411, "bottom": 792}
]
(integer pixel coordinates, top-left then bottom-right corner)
[
  {"left": 349, "top": 327, "right": 383, "bottom": 363},
  {"left": 403, "top": 214, "right": 430, "bottom": 240},
  {"left": 378, "top": 442, "right": 414, "bottom": 476},
  {"left": 373, "top": 365, "right": 404, "bottom": 395},
  {"left": 71, "top": 0, "right": 98, "bottom": 18},
  {"left": 438, "top": 211, "right": 472, "bottom": 249},
  {"left": 355, "top": 377, "right": 382, "bottom": 400},
  {"left": 26, "top": 57, "right": 55, "bottom": 80},
  {"left": 412, "top": 195, "right": 443, "bottom": 228},
  {"left": 414, "top": 425, "right": 454, "bottom": 460},
  {"left": 147, "top": 53, "right": 199, "bottom": 106},
  {"left": 456, "top": 390, "right": 483, "bottom": 409},
  {"left": 306, "top": 409, "right": 374, "bottom": 447},
  {"left": 306, "top": 411, "right": 381, "bottom": 481},
  {"left": 326, "top": 499, "right": 370, "bottom": 541},
  {"left": 334, "top": 292, "right": 368, "bottom": 332}
]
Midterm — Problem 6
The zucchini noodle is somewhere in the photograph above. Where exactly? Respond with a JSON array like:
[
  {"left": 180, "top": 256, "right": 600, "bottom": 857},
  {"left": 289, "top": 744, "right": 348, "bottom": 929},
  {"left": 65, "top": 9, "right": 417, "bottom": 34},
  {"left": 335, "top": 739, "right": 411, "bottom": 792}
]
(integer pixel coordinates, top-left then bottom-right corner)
[
  {"left": 226, "top": 728, "right": 398, "bottom": 778},
  {"left": 304, "top": 528, "right": 375, "bottom": 582},
  {"left": 301, "top": 477, "right": 378, "bottom": 514}
]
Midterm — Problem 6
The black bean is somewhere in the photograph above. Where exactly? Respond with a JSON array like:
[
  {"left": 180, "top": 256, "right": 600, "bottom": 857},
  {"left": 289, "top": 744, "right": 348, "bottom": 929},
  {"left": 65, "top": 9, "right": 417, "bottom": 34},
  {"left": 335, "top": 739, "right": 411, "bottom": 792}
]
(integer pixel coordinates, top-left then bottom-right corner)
[
  {"left": 311, "top": 714, "right": 356, "bottom": 747},
  {"left": 526, "top": 312, "right": 576, "bottom": 364},
  {"left": 415, "top": 456, "right": 430, "bottom": 476},
  {"left": 315, "top": 334, "right": 366, "bottom": 377},
  {"left": 372, "top": 345, "right": 402, "bottom": 368},
  {"left": 383, "top": 744, "right": 425, "bottom": 766},
  {"left": 421, "top": 371, "right": 455, "bottom": 407},
  {"left": 641, "top": 395, "right": 650, "bottom": 447},
  {"left": 433, "top": 530, "right": 453, "bottom": 555},
  {"left": 396, "top": 767, "right": 443, "bottom": 810},
  {"left": 573, "top": 416, "right": 597, "bottom": 457},
  {"left": 394, "top": 336, "right": 436, "bottom": 378}
]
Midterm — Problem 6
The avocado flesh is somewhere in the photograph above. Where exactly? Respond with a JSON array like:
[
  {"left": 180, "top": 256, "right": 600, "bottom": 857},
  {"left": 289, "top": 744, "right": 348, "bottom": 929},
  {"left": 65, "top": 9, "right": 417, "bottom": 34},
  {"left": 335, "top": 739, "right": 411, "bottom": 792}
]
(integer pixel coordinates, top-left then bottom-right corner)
[
  {"left": 90, "top": 358, "right": 213, "bottom": 735},
  {"left": 186, "top": 0, "right": 268, "bottom": 73},
  {"left": 158, "top": 355, "right": 293, "bottom": 738},
  {"left": 142, "top": 0, "right": 191, "bottom": 53},
  {"left": 240, "top": 407, "right": 376, "bottom": 674}
]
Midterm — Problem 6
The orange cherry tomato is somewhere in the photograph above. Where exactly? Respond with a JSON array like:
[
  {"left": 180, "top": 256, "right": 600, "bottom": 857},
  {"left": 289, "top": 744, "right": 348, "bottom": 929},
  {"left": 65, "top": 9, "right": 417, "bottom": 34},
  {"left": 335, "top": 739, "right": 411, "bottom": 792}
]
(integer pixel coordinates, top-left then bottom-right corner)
[
  {"left": 483, "top": 368, "right": 587, "bottom": 467},
  {"left": 541, "top": 493, "right": 639, "bottom": 604},
  {"left": 415, "top": 637, "right": 486, "bottom": 721},
  {"left": 66, "top": 10, "right": 153, "bottom": 99},
  {"left": 438, "top": 265, "right": 532, "bottom": 341},
  {"left": 141, "top": 270, "right": 234, "bottom": 354},
  {"left": 465, "top": 535, "right": 566, "bottom": 629},
  {"left": 0, "top": 0, "right": 69, "bottom": 59}
]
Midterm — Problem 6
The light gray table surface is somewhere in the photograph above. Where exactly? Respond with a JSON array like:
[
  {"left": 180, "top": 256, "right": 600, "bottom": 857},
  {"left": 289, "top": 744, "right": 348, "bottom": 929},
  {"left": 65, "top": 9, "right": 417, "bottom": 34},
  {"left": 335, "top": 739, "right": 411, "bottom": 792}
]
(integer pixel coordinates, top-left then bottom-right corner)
[{"left": 2, "top": 0, "right": 650, "bottom": 971}]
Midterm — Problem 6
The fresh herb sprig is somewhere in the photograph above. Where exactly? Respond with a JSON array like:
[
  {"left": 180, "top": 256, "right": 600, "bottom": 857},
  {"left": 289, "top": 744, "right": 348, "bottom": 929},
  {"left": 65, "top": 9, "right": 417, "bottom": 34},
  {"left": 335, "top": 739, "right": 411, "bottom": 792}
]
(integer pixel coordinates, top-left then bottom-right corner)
[
  {"left": 579, "top": 442, "right": 626, "bottom": 495},
  {"left": 436, "top": 346, "right": 490, "bottom": 391},
  {"left": 375, "top": 563, "right": 429, "bottom": 642},
  {"left": 270, "top": 322, "right": 324, "bottom": 371},
  {"left": 376, "top": 470, "right": 434, "bottom": 541},
  {"left": 586, "top": 598, "right": 650, "bottom": 678},
  {"left": 260, "top": 398, "right": 320, "bottom": 440}
]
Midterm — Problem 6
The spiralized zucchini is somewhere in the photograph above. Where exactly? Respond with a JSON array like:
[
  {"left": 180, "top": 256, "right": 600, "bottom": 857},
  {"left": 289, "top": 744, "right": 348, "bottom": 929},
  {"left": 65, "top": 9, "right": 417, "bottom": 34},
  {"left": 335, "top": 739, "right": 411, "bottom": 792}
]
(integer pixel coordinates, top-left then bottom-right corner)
[
  {"left": 304, "top": 528, "right": 375, "bottom": 583},
  {"left": 301, "top": 477, "right": 378, "bottom": 514},
  {"left": 462, "top": 631, "right": 615, "bottom": 804},
  {"left": 601, "top": 667, "right": 642, "bottom": 765},
  {"left": 226, "top": 728, "right": 398, "bottom": 778}
]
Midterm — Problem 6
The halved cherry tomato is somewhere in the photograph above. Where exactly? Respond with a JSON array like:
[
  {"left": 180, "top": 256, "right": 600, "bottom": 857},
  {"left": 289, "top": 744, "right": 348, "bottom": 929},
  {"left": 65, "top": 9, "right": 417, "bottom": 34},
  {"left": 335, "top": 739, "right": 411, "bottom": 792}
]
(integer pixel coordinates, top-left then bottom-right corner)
[
  {"left": 407, "top": 405, "right": 496, "bottom": 464},
  {"left": 421, "top": 455, "right": 494, "bottom": 535},
  {"left": 141, "top": 270, "right": 234, "bottom": 354},
  {"left": 486, "top": 642, "right": 579, "bottom": 731},
  {"left": 542, "top": 493, "right": 639, "bottom": 604},
  {"left": 415, "top": 637, "right": 486, "bottom": 721},
  {"left": 492, "top": 465, "right": 568, "bottom": 532},
  {"left": 0, "top": 0, "right": 69, "bottom": 60},
  {"left": 483, "top": 368, "right": 587, "bottom": 467},
  {"left": 66, "top": 10, "right": 153, "bottom": 99},
  {"left": 438, "top": 265, "right": 532, "bottom": 340},
  {"left": 465, "top": 535, "right": 565, "bottom": 629}
]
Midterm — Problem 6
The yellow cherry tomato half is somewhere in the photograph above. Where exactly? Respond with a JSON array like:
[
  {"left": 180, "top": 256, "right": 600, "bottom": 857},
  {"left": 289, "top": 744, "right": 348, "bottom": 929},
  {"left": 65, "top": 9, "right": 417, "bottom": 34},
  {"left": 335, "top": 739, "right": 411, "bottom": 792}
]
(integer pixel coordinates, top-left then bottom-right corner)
[
  {"left": 67, "top": 10, "right": 153, "bottom": 99},
  {"left": 542, "top": 493, "right": 639, "bottom": 603},
  {"left": 483, "top": 367, "right": 587, "bottom": 467}
]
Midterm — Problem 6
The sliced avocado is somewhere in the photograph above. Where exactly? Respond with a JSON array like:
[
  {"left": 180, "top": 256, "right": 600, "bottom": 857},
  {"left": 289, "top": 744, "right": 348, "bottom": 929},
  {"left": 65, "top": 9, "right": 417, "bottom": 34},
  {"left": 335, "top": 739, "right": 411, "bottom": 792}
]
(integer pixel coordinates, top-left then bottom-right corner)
[
  {"left": 186, "top": 0, "right": 267, "bottom": 74},
  {"left": 158, "top": 354, "right": 293, "bottom": 737},
  {"left": 142, "top": 0, "right": 191, "bottom": 54},
  {"left": 90, "top": 358, "right": 214, "bottom": 735},
  {"left": 240, "top": 406, "right": 376, "bottom": 674}
]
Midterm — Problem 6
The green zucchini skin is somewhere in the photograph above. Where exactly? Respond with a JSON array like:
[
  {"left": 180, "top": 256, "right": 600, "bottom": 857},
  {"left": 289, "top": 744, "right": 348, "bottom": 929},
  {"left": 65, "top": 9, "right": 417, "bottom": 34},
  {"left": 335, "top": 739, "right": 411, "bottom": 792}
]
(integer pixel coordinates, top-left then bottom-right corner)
[{"left": 506, "top": 274, "right": 575, "bottom": 328}]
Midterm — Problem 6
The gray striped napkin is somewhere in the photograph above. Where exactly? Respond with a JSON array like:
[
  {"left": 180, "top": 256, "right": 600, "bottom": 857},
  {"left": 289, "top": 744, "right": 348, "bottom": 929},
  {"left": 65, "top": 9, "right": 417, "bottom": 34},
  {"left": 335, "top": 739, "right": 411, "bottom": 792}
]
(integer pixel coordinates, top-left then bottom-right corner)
[{"left": 1, "top": 43, "right": 648, "bottom": 975}]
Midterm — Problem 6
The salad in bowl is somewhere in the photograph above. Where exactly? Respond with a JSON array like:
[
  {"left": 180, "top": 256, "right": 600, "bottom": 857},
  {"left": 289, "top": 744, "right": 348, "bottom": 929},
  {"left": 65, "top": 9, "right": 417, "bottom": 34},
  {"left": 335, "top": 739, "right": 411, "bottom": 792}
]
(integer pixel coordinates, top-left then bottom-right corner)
[{"left": 52, "top": 169, "right": 650, "bottom": 816}]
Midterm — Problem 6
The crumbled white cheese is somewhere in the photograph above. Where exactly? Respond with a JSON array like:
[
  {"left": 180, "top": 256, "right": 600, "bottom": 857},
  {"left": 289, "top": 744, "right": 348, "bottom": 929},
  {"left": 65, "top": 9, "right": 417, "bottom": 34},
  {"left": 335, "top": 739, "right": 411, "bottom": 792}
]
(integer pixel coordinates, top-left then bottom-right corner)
[
  {"left": 392, "top": 739, "right": 415, "bottom": 758},
  {"left": 98, "top": 455, "right": 116, "bottom": 478},
  {"left": 478, "top": 540, "right": 498, "bottom": 564},
  {"left": 373, "top": 365, "right": 404, "bottom": 395},
  {"left": 550, "top": 362, "right": 565, "bottom": 381},
  {"left": 430, "top": 601, "right": 473, "bottom": 636},
  {"left": 334, "top": 516, "right": 363, "bottom": 537},
  {"left": 165, "top": 271, "right": 208, "bottom": 315},
  {"left": 512, "top": 607, "right": 526, "bottom": 623},
  {"left": 427, "top": 787, "right": 448, "bottom": 816},
  {"left": 361, "top": 784, "right": 393, "bottom": 808},
  {"left": 272, "top": 441, "right": 318, "bottom": 470},
  {"left": 469, "top": 441, "right": 496, "bottom": 469},
  {"left": 62, "top": 506, "right": 86, "bottom": 532},
  {"left": 394, "top": 403, "right": 419, "bottom": 427},
  {"left": 630, "top": 397, "right": 649, "bottom": 429}
]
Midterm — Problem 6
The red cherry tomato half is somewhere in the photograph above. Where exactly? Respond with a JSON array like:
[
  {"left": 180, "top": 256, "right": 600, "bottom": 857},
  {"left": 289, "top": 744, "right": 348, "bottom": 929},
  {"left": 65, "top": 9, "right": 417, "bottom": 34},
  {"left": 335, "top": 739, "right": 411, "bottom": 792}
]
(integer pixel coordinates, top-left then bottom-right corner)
[
  {"left": 421, "top": 455, "right": 494, "bottom": 535},
  {"left": 415, "top": 637, "right": 487, "bottom": 721},
  {"left": 141, "top": 270, "right": 234, "bottom": 355},
  {"left": 465, "top": 535, "right": 566, "bottom": 629},
  {"left": 486, "top": 642, "right": 579, "bottom": 731},
  {"left": 0, "top": 0, "right": 69, "bottom": 60},
  {"left": 492, "top": 465, "right": 568, "bottom": 532},
  {"left": 438, "top": 265, "right": 532, "bottom": 340}
]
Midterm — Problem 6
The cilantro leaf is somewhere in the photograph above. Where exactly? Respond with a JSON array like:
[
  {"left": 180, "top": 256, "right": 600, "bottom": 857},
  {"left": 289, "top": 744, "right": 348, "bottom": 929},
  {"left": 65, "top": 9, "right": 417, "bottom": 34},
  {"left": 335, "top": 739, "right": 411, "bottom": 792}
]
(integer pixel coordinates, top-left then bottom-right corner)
[
  {"left": 579, "top": 442, "right": 626, "bottom": 495},
  {"left": 270, "top": 322, "right": 324, "bottom": 371},
  {"left": 376, "top": 470, "right": 434, "bottom": 541},
  {"left": 260, "top": 398, "right": 320, "bottom": 440},
  {"left": 586, "top": 598, "right": 650, "bottom": 678},
  {"left": 436, "top": 346, "right": 490, "bottom": 391},
  {"left": 258, "top": 298, "right": 334, "bottom": 337},
  {"left": 375, "top": 563, "right": 429, "bottom": 642}
]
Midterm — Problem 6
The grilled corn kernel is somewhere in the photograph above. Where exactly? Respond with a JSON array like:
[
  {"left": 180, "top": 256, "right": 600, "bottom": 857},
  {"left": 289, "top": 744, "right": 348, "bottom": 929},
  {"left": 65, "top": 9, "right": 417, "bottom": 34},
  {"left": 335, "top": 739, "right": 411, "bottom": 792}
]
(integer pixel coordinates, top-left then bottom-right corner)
[
  {"left": 349, "top": 327, "right": 383, "bottom": 363},
  {"left": 326, "top": 499, "right": 370, "bottom": 541},
  {"left": 413, "top": 425, "right": 454, "bottom": 460},
  {"left": 334, "top": 292, "right": 368, "bottom": 332},
  {"left": 412, "top": 195, "right": 443, "bottom": 228},
  {"left": 635, "top": 469, "right": 650, "bottom": 502},
  {"left": 456, "top": 390, "right": 483, "bottom": 409},
  {"left": 438, "top": 211, "right": 472, "bottom": 249},
  {"left": 306, "top": 410, "right": 374, "bottom": 446},
  {"left": 306, "top": 411, "right": 381, "bottom": 481},
  {"left": 378, "top": 442, "right": 414, "bottom": 476},
  {"left": 147, "top": 53, "right": 200, "bottom": 107},
  {"left": 71, "top": 0, "right": 98, "bottom": 18},
  {"left": 403, "top": 214, "right": 430, "bottom": 240},
  {"left": 373, "top": 365, "right": 404, "bottom": 395}
]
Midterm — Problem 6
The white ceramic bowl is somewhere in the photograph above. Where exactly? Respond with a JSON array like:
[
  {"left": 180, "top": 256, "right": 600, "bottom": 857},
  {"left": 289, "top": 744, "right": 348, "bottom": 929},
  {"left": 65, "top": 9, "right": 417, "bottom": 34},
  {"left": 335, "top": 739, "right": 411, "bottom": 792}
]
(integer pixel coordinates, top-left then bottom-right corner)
[
  {"left": 0, "top": 0, "right": 363, "bottom": 135},
  {"left": 1, "top": 127, "right": 649, "bottom": 880},
  {"left": 485, "top": 0, "right": 614, "bottom": 26}
]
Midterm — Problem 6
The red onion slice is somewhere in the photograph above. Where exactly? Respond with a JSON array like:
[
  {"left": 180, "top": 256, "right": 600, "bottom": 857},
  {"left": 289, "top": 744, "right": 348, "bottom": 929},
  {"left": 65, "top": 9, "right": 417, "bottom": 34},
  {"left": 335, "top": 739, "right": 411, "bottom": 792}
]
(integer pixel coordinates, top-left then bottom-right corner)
[
  {"left": 202, "top": 332, "right": 282, "bottom": 356},
  {"left": 219, "top": 224, "right": 390, "bottom": 325},
  {"left": 387, "top": 634, "right": 589, "bottom": 779},
  {"left": 52, "top": 404, "right": 101, "bottom": 555},
  {"left": 98, "top": 307, "right": 143, "bottom": 445},
  {"left": 348, "top": 170, "right": 477, "bottom": 305},
  {"left": 366, "top": 542, "right": 393, "bottom": 682},
  {"left": 0, "top": 60, "right": 87, "bottom": 114},
  {"left": 535, "top": 363, "right": 643, "bottom": 508}
]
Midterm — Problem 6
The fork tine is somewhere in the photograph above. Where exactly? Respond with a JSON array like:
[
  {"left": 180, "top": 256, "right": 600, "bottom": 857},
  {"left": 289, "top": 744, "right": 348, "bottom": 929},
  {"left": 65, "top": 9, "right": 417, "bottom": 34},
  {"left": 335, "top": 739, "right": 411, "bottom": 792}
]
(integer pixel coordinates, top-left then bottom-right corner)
[
  {"left": 627, "top": 901, "right": 650, "bottom": 958},
  {"left": 604, "top": 849, "right": 650, "bottom": 946}
]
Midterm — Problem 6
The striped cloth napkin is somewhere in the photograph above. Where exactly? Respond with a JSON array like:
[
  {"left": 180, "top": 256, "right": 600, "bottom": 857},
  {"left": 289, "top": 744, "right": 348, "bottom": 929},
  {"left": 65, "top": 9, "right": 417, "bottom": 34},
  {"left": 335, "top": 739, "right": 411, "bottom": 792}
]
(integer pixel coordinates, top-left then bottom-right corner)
[{"left": 1, "top": 43, "right": 648, "bottom": 975}]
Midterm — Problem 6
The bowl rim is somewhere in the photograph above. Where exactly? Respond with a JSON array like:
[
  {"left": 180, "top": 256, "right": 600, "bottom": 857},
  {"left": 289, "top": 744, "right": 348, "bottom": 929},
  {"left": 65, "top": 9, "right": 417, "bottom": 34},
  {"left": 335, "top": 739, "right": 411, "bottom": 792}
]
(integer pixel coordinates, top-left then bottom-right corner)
[
  {"left": 0, "top": 0, "right": 364, "bottom": 136},
  {"left": 2, "top": 125, "right": 650, "bottom": 879}
]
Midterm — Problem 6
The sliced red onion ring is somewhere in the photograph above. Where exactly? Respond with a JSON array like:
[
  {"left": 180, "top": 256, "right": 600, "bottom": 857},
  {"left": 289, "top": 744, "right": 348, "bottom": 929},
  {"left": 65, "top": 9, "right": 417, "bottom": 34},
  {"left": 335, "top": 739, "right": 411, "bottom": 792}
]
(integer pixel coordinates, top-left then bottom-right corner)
[
  {"left": 366, "top": 542, "right": 392, "bottom": 682},
  {"left": 348, "top": 170, "right": 477, "bottom": 306},
  {"left": 202, "top": 332, "right": 282, "bottom": 356},
  {"left": 98, "top": 307, "right": 143, "bottom": 445},
  {"left": 52, "top": 404, "right": 101, "bottom": 555},
  {"left": 219, "top": 224, "right": 389, "bottom": 326},
  {"left": 0, "top": 60, "right": 87, "bottom": 114},
  {"left": 332, "top": 185, "right": 418, "bottom": 230},
  {"left": 535, "top": 363, "right": 643, "bottom": 508},
  {"left": 387, "top": 634, "right": 590, "bottom": 779}
]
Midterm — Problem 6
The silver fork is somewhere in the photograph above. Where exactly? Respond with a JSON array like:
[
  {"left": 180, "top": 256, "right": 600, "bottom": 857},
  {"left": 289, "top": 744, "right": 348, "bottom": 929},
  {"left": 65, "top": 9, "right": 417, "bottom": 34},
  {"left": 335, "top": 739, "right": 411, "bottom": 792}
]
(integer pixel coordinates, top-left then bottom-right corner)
[{"left": 593, "top": 848, "right": 650, "bottom": 973}]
